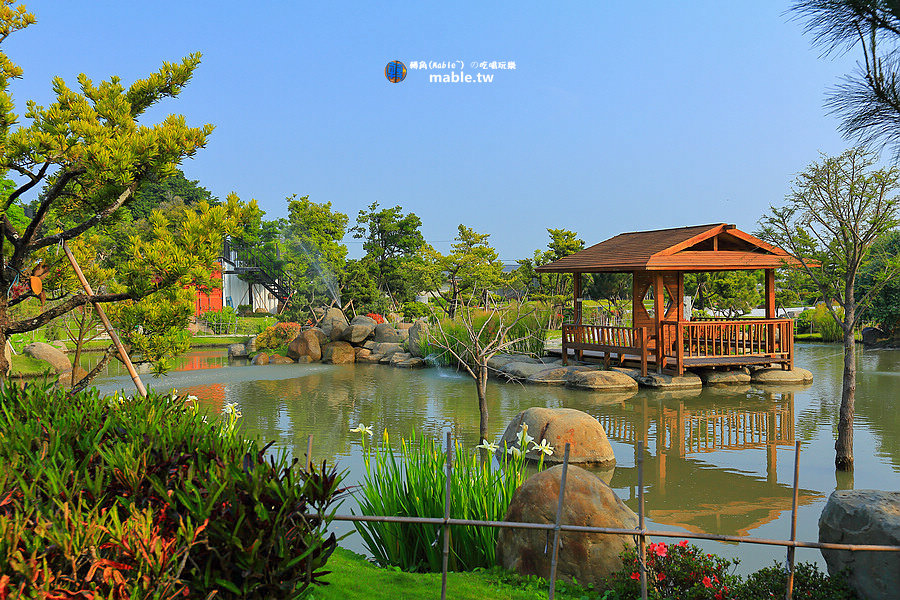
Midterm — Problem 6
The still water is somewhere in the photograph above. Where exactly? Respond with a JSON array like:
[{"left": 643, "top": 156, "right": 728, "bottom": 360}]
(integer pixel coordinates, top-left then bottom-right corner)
[{"left": 90, "top": 343, "right": 900, "bottom": 574}]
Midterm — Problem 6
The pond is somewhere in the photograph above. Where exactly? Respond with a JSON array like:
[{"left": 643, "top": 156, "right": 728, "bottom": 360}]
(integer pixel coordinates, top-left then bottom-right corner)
[{"left": 90, "top": 343, "right": 900, "bottom": 574}]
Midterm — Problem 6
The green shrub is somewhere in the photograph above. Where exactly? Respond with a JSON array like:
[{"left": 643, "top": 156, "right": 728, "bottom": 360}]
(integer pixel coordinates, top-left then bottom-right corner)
[
  {"left": 352, "top": 428, "right": 545, "bottom": 573},
  {"left": 810, "top": 303, "right": 844, "bottom": 342},
  {"left": 403, "top": 301, "right": 430, "bottom": 321},
  {"left": 256, "top": 321, "right": 303, "bottom": 350},
  {"left": 796, "top": 308, "right": 814, "bottom": 334},
  {"left": 203, "top": 306, "right": 238, "bottom": 334},
  {"left": 0, "top": 384, "right": 345, "bottom": 599},
  {"left": 733, "top": 562, "right": 857, "bottom": 600}
]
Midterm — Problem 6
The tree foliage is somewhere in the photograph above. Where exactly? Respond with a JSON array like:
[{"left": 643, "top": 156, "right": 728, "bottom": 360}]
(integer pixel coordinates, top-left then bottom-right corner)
[
  {"left": 793, "top": 0, "right": 900, "bottom": 160},
  {"left": 0, "top": 3, "right": 254, "bottom": 375},
  {"left": 283, "top": 194, "right": 347, "bottom": 306},
  {"left": 128, "top": 168, "right": 218, "bottom": 220},
  {"left": 685, "top": 271, "right": 763, "bottom": 318},
  {"left": 757, "top": 147, "right": 900, "bottom": 470}
]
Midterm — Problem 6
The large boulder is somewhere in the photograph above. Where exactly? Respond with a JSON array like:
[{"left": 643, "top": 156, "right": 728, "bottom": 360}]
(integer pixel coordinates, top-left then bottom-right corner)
[
  {"left": 568, "top": 369, "right": 639, "bottom": 392},
  {"left": 862, "top": 326, "right": 888, "bottom": 346},
  {"left": 321, "top": 341, "right": 355, "bottom": 364},
  {"left": 638, "top": 371, "right": 702, "bottom": 389},
  {"left": 497, "top": 407, "right": 615, "bottom": 465},
  {"left": 251, "top": 353, "right": 270, "bottom": 365},
  {"left": 500, "top": 361, "right": 554, "bottom": 381},
  {"left": 374, "top": 323, "right": 401, "bottom": 343},
  {"left": 751, "top": 367, "right": 813, "bottom": 385},
  {"left": 488, "top": 353, "right": 540, "bottom": 374},
  {"left": 268, "top": 354, "right": 294, "bottom": 365},
  {"left": 496, "top": 465, "right": 637, "bottom": 586},
  {"left": 342, "top": 315, "right": 378, "bottom": 344},
  {"left": 695, "top": 368, "right": 751, "bottom": 386},
  {"left": 319, "top": 308, "right": 349, "bottom": 341},
  {"left": 390, "top": 353, "right": 426, "bottom": 368},
  {"left": 24, "top": 342, "right": 73, "bottom": 374},
  {"left": 227, "top": 343, "right": 248, "bottom": 360},
  {"left": 525, "top": 365, "right": 592, "bottom": 385},
  {"left": 287, "top": 329, "right": 322, "bottom": 362},
  {"left": 408, "top": 319, "right": 429, "bottom": 357},
  {"left": 245, "top": 335, "right": 258, "bottom": 353},
  {"left": 373, "top": 342, "right": 403, "bottom": 358},
  {"left": 819, "top": 490, "right": 900, "bottom": 600},
  {"left": 306, "top": 327, "right": 327, "bottom": 346}
]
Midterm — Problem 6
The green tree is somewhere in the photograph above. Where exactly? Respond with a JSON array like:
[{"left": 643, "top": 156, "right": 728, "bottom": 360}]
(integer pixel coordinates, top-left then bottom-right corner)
[
  {"left": 0, "top": 4, "right": 252, "bottom": 376},
  {"left": 530, "top": 228, "right": 585, "bottom": 326},
  {"left": 758, "top": 148, "right": 900, "bottom": 470},
  {"left": 685, "top": 271, "right": 763, "bottom": 318},
  {"left": 129, "top": 168, "right": 218, "bottom": 220},
  {"left": 283, "top": 194, "right": 348, "bottom": 306},
  {"left": 351, "top": 202, "right": 425, "bottom": 304},
  {"left": 420, "top": 224, "right": 503, "bottom": 319},
  {"left": 793, "top": 0, "right": 900, "bottom": 159},
  {"left": 859, "top": 229, "right": 900, "bottom": 332}
]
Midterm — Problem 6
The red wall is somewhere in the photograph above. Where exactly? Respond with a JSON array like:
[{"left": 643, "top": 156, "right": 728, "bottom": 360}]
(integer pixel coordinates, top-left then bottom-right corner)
[{"left": 194, "top": 268, "right": 223, "bottom": 315}]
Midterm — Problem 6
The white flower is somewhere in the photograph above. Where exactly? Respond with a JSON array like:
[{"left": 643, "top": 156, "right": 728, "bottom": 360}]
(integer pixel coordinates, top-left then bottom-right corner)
[
  {"left": 223, "top": 402, "right": 242, "bottom": 417},
  {"left": 506, "top": 446, "right": 523, "bottom": 458},
  {"left": 516, "top": 424, "right": 534, "bottom": 450},
  {"left": 350, "top": 423, "right": 373, "bottom": 437},
  {"left": 186, "top": 395, "right": 198, "bottom": 403},
  {"left": 476, "top": 439, "right": 499, "bottom": 453},
  {"left": 531, "top": 439, "right": 554, "bottom": 456}
]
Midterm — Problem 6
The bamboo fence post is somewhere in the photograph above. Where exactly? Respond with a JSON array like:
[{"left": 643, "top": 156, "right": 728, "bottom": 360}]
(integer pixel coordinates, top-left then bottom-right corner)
[
  {"left": 62, "top": 242, "right": 147, "bottom": 397},
  {"left": 638, "top": 440, "right": 648, "bottom": 600},
  {"left": 786, "top": 440, "right": 801, "bottom": 600},
  {"left": 441, "top": 431, "right": 452, "bottom": 600},
  {"left": 548, "top": 443, "right": 571, "bottom": 600}
]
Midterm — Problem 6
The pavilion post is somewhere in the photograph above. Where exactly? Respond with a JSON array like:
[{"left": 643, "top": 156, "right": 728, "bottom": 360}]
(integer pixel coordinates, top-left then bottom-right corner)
[
  {"left": 653, "top": 272, "right": 665, "bottom": 373},
  {"left": 573, "top": 272, "right": 583, "bottom": 361},
  {"left": 765, "top": 269, "right": 776, "bottom": 357}
]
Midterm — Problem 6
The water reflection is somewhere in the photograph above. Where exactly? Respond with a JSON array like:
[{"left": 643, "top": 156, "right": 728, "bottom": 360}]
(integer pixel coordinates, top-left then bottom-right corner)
[{"left": 88, "top": 344, "right": 900, "bottom": 573}]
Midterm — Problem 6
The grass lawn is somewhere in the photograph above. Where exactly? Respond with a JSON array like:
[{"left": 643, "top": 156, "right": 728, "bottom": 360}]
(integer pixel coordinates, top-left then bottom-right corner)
[
  {"left": 10, "top": 353, "right": 55, "bottom": 377},
  {"left": 309, "top": 548, "right": 598, "bottom": 600}
]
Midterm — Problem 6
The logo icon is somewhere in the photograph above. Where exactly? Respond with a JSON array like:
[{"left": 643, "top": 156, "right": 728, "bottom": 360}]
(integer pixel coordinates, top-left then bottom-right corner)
[{"left": 385, "top": 61, "right": 407, "bottom": 83}]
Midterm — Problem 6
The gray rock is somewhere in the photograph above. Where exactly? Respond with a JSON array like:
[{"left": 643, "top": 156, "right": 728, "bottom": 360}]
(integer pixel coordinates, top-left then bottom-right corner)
[
  {"left": 819, "top": 490, "right": 900, "bottom": 600},
  {"left": 228, "top": 343, "right": 249, "bottom": 359},
  {"left": 374, "top": 323, "right": 401, "bottom": 343},
  {"left": 695, "top": 368, "right": 751, "bottom": 386},
  {"left": 638, "top": 371, "right": 703, "bottom": 389},
  {"left": 525, "top": 365, "right": 592, "bottom": 385},
  {"left": 496, "top": 465, "right": 636, "bottom": 586},
  {"left": 24, "top": 342, "right": 73, "bottom": 374},
  {"left": 319, "top": 308, "right": 349, "bottom": 341},
  {"left": 501, "top": 361, "right": 556, "bottom": 381},
  {"left": 321, "top": 341, "right": 355, "bottom": 364},
  {"left": 49, "top": 340, "right": 67, "bottom": 352},
  {"left": 374, "top": 342, "right": 403, "bottom": 358},
  {"left": 488, "top": 353, "right": 540, "bottom": 374},
  {"left": 862, "top": 326, "right": 888, "bottom": 346},
  {"left": 357, "top": 352, "right": 384, "bottom": 364},
  {"left": 751, "top": 367, "right": 813, "bottom": 385},
  {"left": 307, "top": 327, "right": 327, "bottom": 346},
  {"left": 395, "top": 356, "right": 426, "bottom": 368},
  {"left": 409, "top": 319, "right": 430, "bottom": 358},
  {"left": 497, "top": 407, "right": 615, "bottom": 465},
  {"left": 245, "top": 335, "right": 258, "bottom": 353},
  {"left": 568, "top": 369, "right": 639, "bottom": 392},
  {"left": 342, "top": 316, "right": 378, "bottom": 344},
  {"left": 388, "top": 352, "right": 412, "bottom": 366}
]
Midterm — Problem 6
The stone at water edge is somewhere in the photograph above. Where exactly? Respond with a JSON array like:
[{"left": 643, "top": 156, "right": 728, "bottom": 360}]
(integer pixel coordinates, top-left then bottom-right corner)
[
  {"left": 372, "top": 342, "right": 403, "bottom": 358},
  {"left": 819, "top": 490, "right": 900, "bottom": 600},
  {"left": 496, "top": 465, "right": 637, "bottom": 586},
  {"left": 695, "top": 368, "right": 751, "bottom": 386},
  {"left": 499, "top": 361, "right": 555, "bottom": 381},
  {"left": 638, "top": 371, "right": 702, "bottom": 389},
  {"left": 287, "top": 329, "right": 322, "bottom": 362},
  {"left": 751, "top": 367, "right": 813, "bottom": 385},
  {"left": 321, "top": 341, "right": 355, "bottom": 364},
  {"left": 306, "top": 327, "right": 327, "bottom": 346},
  {"left": 496, "top": 407, "right": 615, "bottom": 465},
  {"left": 24, "top": 342, "right": 74, "bottom": 374},
  {"left": 525, "top": 365, "right": 592, "bottom": 385},
  {"left": 251, "top": 353, "right": 270, "bottom": 365},
  {"left": 408, "top": 319, "right": 429, "bottom": 358},
  {"left": 227, "top": 343, "right": 248, "bottom": 360},
  {"left": 567, "top": 369, "right": 639, "bottom": 392},
  {"left": 268, "top": 354, "right": 295, "bottom": 365}
]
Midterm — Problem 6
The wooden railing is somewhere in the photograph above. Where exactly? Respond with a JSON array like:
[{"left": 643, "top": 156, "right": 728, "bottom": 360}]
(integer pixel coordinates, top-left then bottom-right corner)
[
  {"left": 561, "top": 323, "right": 648, "bottom": 376},
  {"left": 660, "top": 318, "right": 793, "bottom": 374}
]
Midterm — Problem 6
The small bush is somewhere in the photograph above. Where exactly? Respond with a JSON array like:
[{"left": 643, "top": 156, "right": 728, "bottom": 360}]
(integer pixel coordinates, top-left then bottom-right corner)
[
  {"left": 237, "top": 303, "right": 253, "bottom": 316},
  {"left": 403, "top": 301, "right": 430, "bottom": 321},
  {"left": 203, "top": 306, "right": 238, "bottom": 334},
  {"left": 0, "top": 383, "right": 345, "bottom": 599},
  {"left": 366, "top": 312, "right": 385, "bottom": 324},
  {"left": 810, "top": 303, "right": 844, "bottom": 342},
  {"left": 256, "top": 321, "right": 303, "bottom": 350}
]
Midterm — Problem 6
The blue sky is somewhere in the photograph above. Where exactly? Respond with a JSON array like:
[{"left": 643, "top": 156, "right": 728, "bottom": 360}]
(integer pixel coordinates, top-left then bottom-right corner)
[{"left": 10, "top": 2, "right": 859, "bottom": 260}]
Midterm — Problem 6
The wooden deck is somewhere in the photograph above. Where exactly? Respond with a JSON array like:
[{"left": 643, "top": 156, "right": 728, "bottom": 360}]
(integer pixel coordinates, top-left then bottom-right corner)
[{"left": 561, "top": 319, "right": 794, "bottom": 375}]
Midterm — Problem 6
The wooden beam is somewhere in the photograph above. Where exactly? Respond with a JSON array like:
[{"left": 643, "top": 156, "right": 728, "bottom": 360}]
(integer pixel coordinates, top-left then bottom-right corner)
[
  {"left": 654, "top": 272, "right": 665, "bottom": 373},
  {"left": 573, "top": 272, "right": 583, "bottom": 361},
  {"left": 765, "top": 269, "right": 776, "bottom": 319}
]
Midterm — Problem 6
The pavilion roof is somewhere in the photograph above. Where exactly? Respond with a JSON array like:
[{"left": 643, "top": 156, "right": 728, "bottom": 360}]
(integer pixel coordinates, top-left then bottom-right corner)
[{"left": 535, "top": 223, "right": 803, "bottom": 273}]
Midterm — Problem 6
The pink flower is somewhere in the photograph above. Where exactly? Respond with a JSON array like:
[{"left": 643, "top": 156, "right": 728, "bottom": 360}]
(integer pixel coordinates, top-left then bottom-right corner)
[
  {"left": 703, "top": 576, "right": 713, "bottom": 588},
  {"left": 654, "top": 543, "right": 668, "bottom": 557},
  {"left": 677, "top": 540, "right": 689, "bottom": 547}
]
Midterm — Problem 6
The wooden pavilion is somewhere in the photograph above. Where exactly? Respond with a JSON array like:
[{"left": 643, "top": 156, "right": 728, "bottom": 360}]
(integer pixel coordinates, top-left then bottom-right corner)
[{"left": 535, "top": 223, "right": 804, "bottom": 376}]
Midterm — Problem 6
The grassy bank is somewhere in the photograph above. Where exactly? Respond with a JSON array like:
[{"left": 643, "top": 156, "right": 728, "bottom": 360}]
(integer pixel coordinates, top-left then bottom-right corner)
[{"left": 311, "top": 548, "right": 592, "bottom": 600}]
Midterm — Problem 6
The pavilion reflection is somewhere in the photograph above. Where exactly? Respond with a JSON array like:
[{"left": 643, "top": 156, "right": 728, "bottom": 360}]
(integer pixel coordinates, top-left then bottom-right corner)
[{"left": 591, "top": 390, "right": 822, "bottom": 537}]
